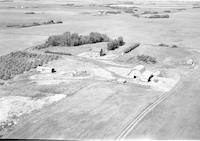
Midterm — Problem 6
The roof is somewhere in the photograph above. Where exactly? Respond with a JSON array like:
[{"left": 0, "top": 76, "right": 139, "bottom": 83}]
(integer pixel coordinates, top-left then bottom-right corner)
[
  {"left": 142, "top": 70, "right": 153, "bottom": 78},
  {"left": 133, "top": 65, "right": 145, "bottom": 71}
]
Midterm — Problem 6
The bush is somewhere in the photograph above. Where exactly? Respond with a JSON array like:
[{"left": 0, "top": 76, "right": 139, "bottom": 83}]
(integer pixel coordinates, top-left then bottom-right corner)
[
  {"left": 24, "top": 12, "right": 35, "bottom": 14},
  {"left": 137, "top": 55, "right": 157, "bottom": 64},
  {"left": 124, "top": 9, "right": 134, "bottom": 14},
  {"left": 158, "top": 43, "right": 178, "bottom": 48},
  {"left": 145, "top": 14, "right": 169, "bottom": 18},
  {"left": 107, "top": 40, "right": 119, "bottom": 50},
  {"left": 163, "top": 10, "right": 171, "bottom": 13},
  {"left": 158, "top": 43, "right": 169, "bottom": 47},
  {"left": 193, "top": 6, "right": 200, "bottom": 8},
  {"left": 132, "top": 14, "right": 140, "bottom": 17},
  {"left": 171, "top": 45, "right": 178, "bottom": 48},
  {"left": 117, "top": 36, "right": 125, "bottom": 46},
  {"left": 141, "top": 11, "right": 158, "bottom": 15},
  {"left": 105, "top": 11, "right": 121, "bottom": 14},
  {"left": 124, "top": 43, "right": 140, "bottom": 53},
  {"left": 107, "top": 36, "right": 125, "bottom": 50}
]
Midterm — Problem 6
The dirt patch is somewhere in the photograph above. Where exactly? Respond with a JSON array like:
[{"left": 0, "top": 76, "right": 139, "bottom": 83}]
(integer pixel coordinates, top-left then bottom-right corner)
[{"left": 0, "top": 94, "right": 66, "bottom": 134}]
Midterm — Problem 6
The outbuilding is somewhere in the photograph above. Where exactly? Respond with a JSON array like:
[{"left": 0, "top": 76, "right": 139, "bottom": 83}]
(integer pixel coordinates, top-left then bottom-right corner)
[
  {"left": 140, "top": 70, "right": 154, "bottom": 82},
  {"left": 36, "top": 66, "right": 56, "bottom": 73},
  {"left": 128, "top": 65, "right": 146, "bottom": 79}
]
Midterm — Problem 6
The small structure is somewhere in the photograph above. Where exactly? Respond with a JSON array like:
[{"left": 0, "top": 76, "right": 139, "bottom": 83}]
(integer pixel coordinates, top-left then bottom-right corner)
[
  {"left": 71, "top": 70, "right": 88, "bottom": 77},
  {"left": 128, "top": 65, "right": 146, "bottom": 79},
  {"left": 117, "top": 79, "right": 127, "bottom": 84},
  {"left": 97, "top": 11, "right": 105, "bottom": 15},
  {"left": 100, "top": 48, "right": 106, "bottom": 56},
  {"left": 36, "top": 66, "right": 56, "bottom": 73},
  {"left": 186, "top": 59, "right": 194, "bottom": 65},
  {"left": 140, "top": 70, "right": 154, "bottom": 82},
  {"left": 153, "top": 70, "right": 162, "bottom": 77}
]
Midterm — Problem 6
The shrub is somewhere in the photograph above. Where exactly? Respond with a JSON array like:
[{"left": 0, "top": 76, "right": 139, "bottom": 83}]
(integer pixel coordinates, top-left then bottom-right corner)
[
  {"left": 105, "top": 11, "right": 121, "bottom": 14},
  {"left": 117, "top": 36, "right": 125, "bottom": 46},
  {"left": 107, "top": 36, "right": 125, "bottom": 50},
  {"left": 137, "top": 55, "right": 157, "bottom": 64},
  {"left": 124, "top": 9, "right": 134, "bottom": 14},
  {"left": 55, "top": 20, "right": 63, "bottom": 24},
  {"left": 158, "top": 43, "right": 178, "bottom": 48},
  {"left": 163, "top": 10, "right": 171, "bottom": 13},
  {"left": 132, "top": 14, "right": 140, "bottom": 17},
  {"left": 24, "top": 12, "right": 35, "bottom": 14},
  {"left": 158, "top": 43, "right": 169, "bottom": 47},
  {"left": 171, "top": 45, "right": 178, "bottom": 48},
  {"left": 107, "top": 40, "right": 119, "bottom": 50},
  {"left": 193, "top": 6, "right": 200, "bottom": 8},
  {"left": 145, "top": 14, "right": 169, "bottom": 18},
  {"left": 141, "top": 11, "right": 158, "bottom": 15}
]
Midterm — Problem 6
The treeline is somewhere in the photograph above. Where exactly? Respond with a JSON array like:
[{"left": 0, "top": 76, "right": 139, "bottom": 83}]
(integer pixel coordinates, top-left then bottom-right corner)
[
  {"left": 0, "top": 51, "right": 59, "bottom": 80},
  {"left": 35, "top": 32, "right": 110, "bottom": 49},
  {"left": 7, "top": 20, "right": 63, "bottom": 28}
]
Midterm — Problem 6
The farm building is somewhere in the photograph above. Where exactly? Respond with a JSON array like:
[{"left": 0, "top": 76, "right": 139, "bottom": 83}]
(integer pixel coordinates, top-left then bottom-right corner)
[
  {"left": 71, "top": 70, "right": 88, "bottom": 77},
  {"left": 153, "top": 70, "right": 162, "bottom": 77},
  {"left": 128, "top": 65, "right": 146, "bottom": 78},
  {"left": 140, "top": 70, "right": 154, "bottom": 82},
  {"left": 36, "top": 66, "right": 56, "bottom": 73}
]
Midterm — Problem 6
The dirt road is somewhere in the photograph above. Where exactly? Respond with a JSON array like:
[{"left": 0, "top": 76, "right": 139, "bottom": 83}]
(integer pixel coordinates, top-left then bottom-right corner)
[{"left": 125, "top": 66, "right": 200, "bottom": 139}]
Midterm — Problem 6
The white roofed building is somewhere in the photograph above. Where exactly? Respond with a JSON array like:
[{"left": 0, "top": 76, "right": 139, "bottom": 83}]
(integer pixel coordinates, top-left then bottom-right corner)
[
  {"left": 128, "top": 65, "right": 146, "bottom": 79},
  {"left": 36, "top": 66, "right": 56, "bottom": 73},
  {"left": 140, "top": 70, "right": 154, "bottom": 82}
]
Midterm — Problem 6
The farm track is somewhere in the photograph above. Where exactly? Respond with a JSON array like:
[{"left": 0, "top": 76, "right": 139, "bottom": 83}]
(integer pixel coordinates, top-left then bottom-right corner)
[{"left": 115, "top": 77, "right": 182, "bottom": 140}]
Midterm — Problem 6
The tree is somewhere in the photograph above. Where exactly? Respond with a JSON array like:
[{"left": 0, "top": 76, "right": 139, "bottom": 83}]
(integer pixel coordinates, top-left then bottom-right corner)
[{"left": 117, "top": 36, "right": 125, "bottom": 46}]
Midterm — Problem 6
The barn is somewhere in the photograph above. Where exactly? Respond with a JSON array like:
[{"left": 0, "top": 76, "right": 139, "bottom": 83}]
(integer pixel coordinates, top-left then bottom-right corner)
[
  {"left": 140, "top": 70, "right": 154, "bottom": 82},
  {"left": 36, "top": 66, "right": 56, "bottom": 73},
  {"left": 128, "top": 65, "right": 146, "bottom": 79}
]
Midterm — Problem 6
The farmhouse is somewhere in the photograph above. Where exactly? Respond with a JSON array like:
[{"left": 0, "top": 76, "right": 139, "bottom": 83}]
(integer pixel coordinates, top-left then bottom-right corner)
[
  {"left": 36, "top": 66, "right": 56, "bottom": 73},
  {"left": 128, "top": 65, "right": 146, "bottom": 78}
]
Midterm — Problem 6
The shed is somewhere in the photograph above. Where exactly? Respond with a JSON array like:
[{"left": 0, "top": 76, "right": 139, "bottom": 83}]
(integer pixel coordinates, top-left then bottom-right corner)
[
  {"left": 153, "top": 70, "right": 162, "bottom": 77},
  {"left": 36, "top": 66, "right": 56, "bottom": 73},
  {"left": 128, "top": 65, "right": 145, "bottom": 78},
  {"left": 140, "top": 70, "right": 154, "bottom": 82}
]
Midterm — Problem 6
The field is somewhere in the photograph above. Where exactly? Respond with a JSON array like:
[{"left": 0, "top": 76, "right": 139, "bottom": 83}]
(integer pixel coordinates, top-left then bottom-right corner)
[{"left": 1, "top": 0, "right": 200, "bottom": 140}]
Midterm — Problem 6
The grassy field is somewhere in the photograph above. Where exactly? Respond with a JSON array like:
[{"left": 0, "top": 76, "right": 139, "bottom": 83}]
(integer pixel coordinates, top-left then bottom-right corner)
[
  {"left": 1, "top": 0, "right": 200, "bottom": 139},
  {"left": 0, "top": 0, "right": 200, "bottom": 56}
]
